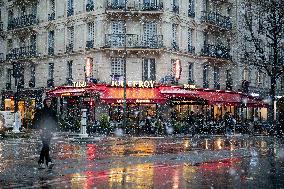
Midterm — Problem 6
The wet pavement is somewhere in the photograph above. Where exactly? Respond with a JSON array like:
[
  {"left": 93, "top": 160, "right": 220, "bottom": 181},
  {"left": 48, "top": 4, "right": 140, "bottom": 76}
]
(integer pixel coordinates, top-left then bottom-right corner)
[{"left": 0, "top": 133, "right": 284, "bottom": 188}]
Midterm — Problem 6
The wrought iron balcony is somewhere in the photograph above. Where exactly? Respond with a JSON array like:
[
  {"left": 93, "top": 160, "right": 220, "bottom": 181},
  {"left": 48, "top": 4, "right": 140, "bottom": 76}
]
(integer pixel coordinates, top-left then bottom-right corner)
[
  {"left": 188, "top": 10, "right": 195, "bottom": 18},
  {"left": 173, "top": 5, "right": 179, "bottom": 13},
  {"left": 7, "top": 14, "right": 38, "bottom": 30},
  {"left": 6, "top": 83, "right": 11, "bottom": 90},
  {"left": 47, "top": 79, "right": 54, "bottom": 88},
  {"left": 214, "top": 82, "right": 221, "bottom": 90},
  {"left": 201, "top": 44, "right": 231, "bottom": 60},
  {"left": 48, "top": 46, "right": 54, "bottom": 55},
  {"left": 188, "top": 45, "right": 195, "bottom": 54},
  {"left": 6, "top": 45, "right": 37, "bottom": 60},
  {"left": 66, "top": 77, "right": 73, "bottom": 86},
  {"left": 106, "top": 0, "right": 163, "bottom": 12},
  {"left": 86, "top": 3, "right": 94, "bottom": 12},
  {"left": 66, "top": 43, "right": 73, "bottom": 53},
  {"left": 171, "top": 42, "right": 179, "bottom": 51},
  {"left": 104, "top": 34, "right": 163, "bottom": 49},
  {"left": 48, "top": 12, "right": 55, "bottom": 21},
  {"left": 86, "top": 40, "right": 94, "bottom": 49},
  {"left": 29, "top": 79, "right": 35, "bottom": 88},
  {"left": 0, "top": 21, "right": 3, "bottom": 32},
  {"left": 201, "top": 11, "right": 232, "bottom": 30},
  {"left": 67, "top": 8, "right": 74, "bottom": 17},
  {"left": 0, "top": 53, "right": 4, "bottom": 62}
]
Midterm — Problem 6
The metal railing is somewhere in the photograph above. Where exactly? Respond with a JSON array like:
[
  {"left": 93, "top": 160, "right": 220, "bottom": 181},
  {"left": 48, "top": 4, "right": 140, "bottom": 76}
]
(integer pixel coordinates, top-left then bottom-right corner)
[
  {"left": 47, "top": 79, "right": 54, "bottom": 88},
  {"left": 6, "top": 45, "right": 37, "bottom": 60},
  {"left": 201, "top": 11, "right": 232, "bottom": 30},
  {"left": 0, "top": 53, "right": 4, "bottom": 62},
  {"left": 86, "top": 40, "right": 94, "bottom": 49},
  {"left": 106, "top": 0, "right": 163, "bottom": 11},
  {"left": 66, "top": 43, "right": 74, "bottom": 52},
  {"left": 172, "top": 4, "right": 179, "bottom": 13},
  {"left": 7, "top": 14, "right": 38, "bottom": 30},
  {"left": 171, "top": 42, "right": 179, "bottom": 51},
  {"left": 0, "top": 22, "right": 3, "bottom": 32},
  {"left": 188, "top": 10, "right": 195, "bottom": 17},
  {"left": 188, "top": 45, "right": 195, "bottom": 54},
  {"left": 67, "top": 8, "right": 74, "bottom": 17},
  {"left": 48, "top": 12, "right": 55, "bottom": 21},
  {"left": 86, "top": 3, "right": 94, "bottom": 12},
  {"left": 201, "top": 44, "right": 231, "bottom": 60},
  {"left": 105, "top": 34, "right": 163, "bottom": 49},
  {"left": 48, "top": 46, "right": 54, "bottom": 55}
]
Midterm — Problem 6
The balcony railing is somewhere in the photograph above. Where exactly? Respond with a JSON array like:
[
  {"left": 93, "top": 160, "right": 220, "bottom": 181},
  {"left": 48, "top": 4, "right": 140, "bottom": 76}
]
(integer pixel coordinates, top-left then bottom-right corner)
[
  {"left": 203, "top": 81, "right": 209, "bottom": 88},
  {"left": 48, "top": 46, "right": 54, "bottom": 55},
  {"left": 86, "top": 3, "right": 94, "bottom": 12},
  {"left": 172, "top": 5, "right": 179, "bottom": 13},
  {"left": 188, "top": 10, "right": 195, "bottom": 17},
  {"left": 201, "top": 44, "right": 231, "bottom": 60},
  {"left": 7, "top": 14, "right": 38, "bottom": 30},
  {"left": 188, "top": 45, "right": 195, "bottom": 54},
  {"left": 48, "top": 12, "right": 55, "bottom": 21},
  {"left": 0, "top": 21, "right": 3, "bottom": 32},
  {"left": 201, "top": 11, "right": 232, "bottom": 30},
  {"left": 86, "top": 40, "right": 94, "bottom": 49},
  {"left": 106, "top": 0, "right": 163, "bottom": 12},
  {"left": 0, "top": 53, "right": 4, "bottom": 62},
  {"left": 6, "top": 45, "right": 37, "bottom": 60},
  {"left": 47, "top": 79, "right": 54, "bottom": 88},
  {"left": 67, "top": 8, "right": 74, "bottom": 17},
  {"left": 6, "top": 83, "right": 11, "bottom": 90},
  {"left": 66, "top": 43, "right": 74, "bottom": 53},
  {"left": 66, "top": 77, "right": 73, "bottom": 85},
  {"left": 104, "top": 34, "right": 163, "bottom": 49},
  {"left": 171, "top": 42, "right": 179, "bottom": 51}
]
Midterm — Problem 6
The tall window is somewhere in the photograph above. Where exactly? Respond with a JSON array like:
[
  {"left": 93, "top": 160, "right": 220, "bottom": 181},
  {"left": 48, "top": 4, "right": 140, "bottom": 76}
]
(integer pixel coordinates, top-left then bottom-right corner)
[
  {"left": 111, "top": 58, "right": 125, "bottom": 76},
  {"left": 143, "top": 22, "right": 157, "bottom": 48},
  {"left": 256, "top": 70, "right": 262, "bottom": 86},
  {"left": 281, "top": 76, "right": 284, "bottom": 90},
  {"left": 111, "top": 21, "right": 125, "bottom": 47},
  {"left": 86, "top": 0, "right": 94, "bottom": 12},
  {"left": 173, "top": 0, "right": 179, "bottom": 13},
  {"left": 143, "top": 58, "right": 156, "bottom": 81},
  {"left": 188, "top": 63, "right": 194, "bottom": 84},
  {"left": 172, "top": 24, "right": 178, "bottom": 50},
  {"left": 226, "top": 69, "right": 232, "bottom": 90},
  {"left": 188, "top": 0, "right": 195, "bottom": 17},
  {"left": 67, "top": 26, "right": 74, "bottom": 51},
  {"left": 48, "top": 30, "right": 54, "bottom": 54},
  {"left": 48, "top": 0, "right": 55, "bottom": 21},
  {"left": 188, "top": 28, "right": 193, "bottom": 52},
  {"left": 203, "top": 65, "right": 209, "bottom": 88},
  {"left": 67, "top": 60, "right": 73, "bottom": 79},
  {"left": 48, "top": 63, "right": 54, "bottom": 79},
  {"left": 7, "top": 39, "right": 13, "bottom": 52},
  {"left": 87, "top": 22, "right": 94, "bottom": 42},
  {"left": 6, "top": 69, "right": 12, "bottom": 84},
  {"left": 29, "top": 64, "right": 35, "bottom": 87},
  {"left": 214, "top": 66, "right": 220, "bottom": 89},
  {"left": 67, "top": 0, "right": 74, "bottom": 16},
  {"left": 243, "top": 68, "right": 249, "bottom": 81}
]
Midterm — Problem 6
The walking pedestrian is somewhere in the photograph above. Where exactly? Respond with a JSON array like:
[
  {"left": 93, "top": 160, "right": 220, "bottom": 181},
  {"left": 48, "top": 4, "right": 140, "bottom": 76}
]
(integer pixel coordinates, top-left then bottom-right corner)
[{"left": 34, "top": 98, "right": 58, "bottom": 169}]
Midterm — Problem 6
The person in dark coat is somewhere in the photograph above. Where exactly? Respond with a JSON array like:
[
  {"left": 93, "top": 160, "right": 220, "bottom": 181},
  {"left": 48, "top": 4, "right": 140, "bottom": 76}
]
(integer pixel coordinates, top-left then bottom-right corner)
[{"left": 34, "top": 98, "right": 57, "bottom": 169}]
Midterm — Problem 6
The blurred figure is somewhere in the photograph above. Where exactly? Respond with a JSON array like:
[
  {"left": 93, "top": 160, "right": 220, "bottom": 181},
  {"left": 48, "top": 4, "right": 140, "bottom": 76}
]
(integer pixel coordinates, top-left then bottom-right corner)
[{"left": 34, "top": 98, "right": 57, "bottom": 169}]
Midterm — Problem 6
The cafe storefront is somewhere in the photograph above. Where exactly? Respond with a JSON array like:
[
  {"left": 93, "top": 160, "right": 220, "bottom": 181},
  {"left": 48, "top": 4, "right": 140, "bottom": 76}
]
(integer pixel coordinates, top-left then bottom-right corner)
[{"left": 46, "top": 81, "right": 268, "bottom": 131}]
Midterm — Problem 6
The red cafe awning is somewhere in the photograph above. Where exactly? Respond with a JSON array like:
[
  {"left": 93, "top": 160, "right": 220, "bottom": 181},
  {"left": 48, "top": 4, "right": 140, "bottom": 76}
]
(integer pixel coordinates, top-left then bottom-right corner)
[
  {"left": 100, "top": 87, "right": 167, "bottom": 104},
  {"left": 46, "top": 86, "right": 87, "bottom": 97},
  {"left": 197, "top": 90, "right": 242, "bottom": 106}
]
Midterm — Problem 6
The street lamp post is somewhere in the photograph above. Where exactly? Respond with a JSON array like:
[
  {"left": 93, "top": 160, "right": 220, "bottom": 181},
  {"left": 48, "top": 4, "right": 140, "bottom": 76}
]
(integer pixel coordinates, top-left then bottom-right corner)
[{"left": 122, "top": 0, "right": 127, "bottom": 131}]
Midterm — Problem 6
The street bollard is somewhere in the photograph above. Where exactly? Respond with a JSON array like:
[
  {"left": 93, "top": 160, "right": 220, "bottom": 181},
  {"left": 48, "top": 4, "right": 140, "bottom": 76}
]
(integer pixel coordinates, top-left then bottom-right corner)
[{"left": 79, "top": 109, "right": 88, "bottom": 137}]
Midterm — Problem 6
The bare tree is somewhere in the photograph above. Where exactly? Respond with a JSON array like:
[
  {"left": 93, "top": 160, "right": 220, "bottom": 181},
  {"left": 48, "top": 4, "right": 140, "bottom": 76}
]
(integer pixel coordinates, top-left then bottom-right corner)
[{"left": 239, "top": 0, "right": 284, "bottom": 121}]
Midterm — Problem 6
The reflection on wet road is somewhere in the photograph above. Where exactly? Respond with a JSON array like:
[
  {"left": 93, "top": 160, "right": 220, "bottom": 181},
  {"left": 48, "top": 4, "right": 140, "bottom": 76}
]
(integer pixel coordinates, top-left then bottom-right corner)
[{"left": 0, "top": 135, "right": 284, "bottom": 188}]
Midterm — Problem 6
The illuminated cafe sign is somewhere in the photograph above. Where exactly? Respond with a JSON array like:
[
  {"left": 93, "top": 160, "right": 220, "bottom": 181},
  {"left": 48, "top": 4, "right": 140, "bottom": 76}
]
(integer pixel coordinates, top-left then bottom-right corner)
[
  {"left": 117, "top": 99, "right": 151, "bottom": 103},
  {"left": 73, "top": 81, "right": 87, "bottom": 87},
  {"left": 111, "top": 80, "right": 155, "bottom": 88},
  {"left": 183, "top": 84, "right": 196, "bottom": 89}
]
